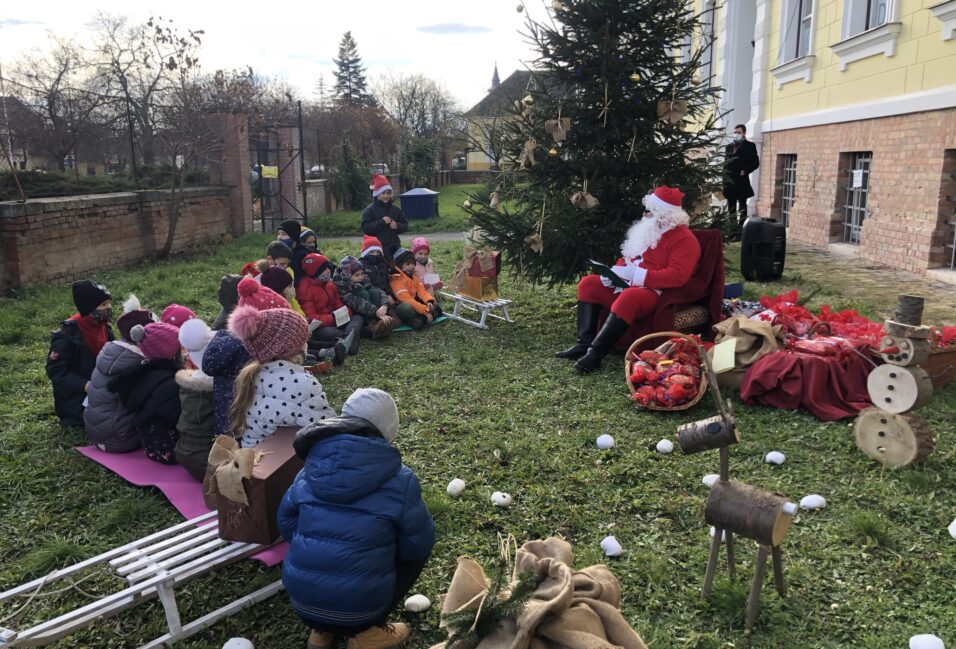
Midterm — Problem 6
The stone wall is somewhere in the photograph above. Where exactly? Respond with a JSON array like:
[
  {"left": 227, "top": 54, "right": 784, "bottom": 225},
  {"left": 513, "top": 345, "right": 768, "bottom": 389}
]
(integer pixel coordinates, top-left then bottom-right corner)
[
  {"left": 1, "top": 187, "right": 234, "bottom": 290},
  {"left": 756, "top": 108, "right": 956, "bottom": 274}
]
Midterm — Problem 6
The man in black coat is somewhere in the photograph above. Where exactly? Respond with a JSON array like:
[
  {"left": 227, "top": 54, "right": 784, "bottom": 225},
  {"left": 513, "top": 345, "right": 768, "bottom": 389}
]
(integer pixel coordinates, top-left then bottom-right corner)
[
  {"left": 361, "top": 175, "right": 408, "bottom": 258},
  {"left": 723, "top": 124, "right": 760, "bottom": 225}
]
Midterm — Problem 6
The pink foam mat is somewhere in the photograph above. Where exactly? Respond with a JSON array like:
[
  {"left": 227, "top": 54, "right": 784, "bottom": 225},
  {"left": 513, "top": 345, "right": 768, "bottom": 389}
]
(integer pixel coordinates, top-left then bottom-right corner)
[{"left": 75, "top": 446, "right": 287, "bottom": 566}]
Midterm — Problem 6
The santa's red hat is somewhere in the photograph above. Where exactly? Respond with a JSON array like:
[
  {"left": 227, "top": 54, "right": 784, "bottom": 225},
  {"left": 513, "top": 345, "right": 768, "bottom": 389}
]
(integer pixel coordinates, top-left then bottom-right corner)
[
  {"left": 370, "top": 174, "right": 392, "bottom": 198},
  {"left": 360, "top": 235, "right": 383, "bottom": 258},
  {"left": 643, "top": 185, "right": 686, "bottom": 219}
]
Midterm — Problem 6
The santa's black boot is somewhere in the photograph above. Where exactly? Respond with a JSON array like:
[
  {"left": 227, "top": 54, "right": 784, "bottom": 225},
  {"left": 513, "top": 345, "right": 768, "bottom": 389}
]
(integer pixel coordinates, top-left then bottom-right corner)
[
  {"left": 575, "top": 314, "right": 629, "bottom": 374},
  {"left": 555, "top": 302, "right": 602, "bottom": 360}
]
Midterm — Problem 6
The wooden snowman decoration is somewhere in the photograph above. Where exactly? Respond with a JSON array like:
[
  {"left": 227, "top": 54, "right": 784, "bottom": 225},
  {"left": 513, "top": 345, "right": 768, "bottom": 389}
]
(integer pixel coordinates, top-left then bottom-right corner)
[{"left": 855, "top": 295, "right": 935, "bottom": 467}]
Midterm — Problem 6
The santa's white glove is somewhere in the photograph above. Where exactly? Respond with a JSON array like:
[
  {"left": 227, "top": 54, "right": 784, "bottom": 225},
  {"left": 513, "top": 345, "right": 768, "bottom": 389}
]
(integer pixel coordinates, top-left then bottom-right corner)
[
  {"left": 631, "top": 267, "right": 648, "bottom": 287},
  {"left": 600, "top": 275, "right": 613, "bottom": 288},
  {"left": 611, "top": 265, "right": 636, "bottom": 285}
]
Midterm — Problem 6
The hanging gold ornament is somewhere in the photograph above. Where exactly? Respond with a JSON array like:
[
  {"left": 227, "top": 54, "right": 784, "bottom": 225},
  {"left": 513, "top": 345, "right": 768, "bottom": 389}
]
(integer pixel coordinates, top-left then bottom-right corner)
[
  {"left": 548, "top": 147, "right": 558, "bottom": 157},
  {"left": 629, "top": 72, "right": 641, "bottom": 82},
  {"left": 522, "top": 94, "right": 534, "bottom": 106}
]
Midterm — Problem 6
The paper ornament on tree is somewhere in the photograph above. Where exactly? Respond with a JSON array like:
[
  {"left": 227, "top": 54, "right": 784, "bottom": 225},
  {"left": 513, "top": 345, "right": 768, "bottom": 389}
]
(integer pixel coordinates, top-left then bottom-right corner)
[
  {"left": 570, "top": 180, "right": 599, "bottom": 210},
  {"left": 525, "top": 233, "right": 544, "bottom": 254},
  {"left": 544, "top": 118, "right": 571, "bottom": 143},
  {"left": 489, "top": 191, "right": 501, "bottom": 209},
  {"left": 518, "top": 139, "right": 537, "bottom": 169},
  {"left": 657, "top": 99, "right": 688, "bottom": 125}
]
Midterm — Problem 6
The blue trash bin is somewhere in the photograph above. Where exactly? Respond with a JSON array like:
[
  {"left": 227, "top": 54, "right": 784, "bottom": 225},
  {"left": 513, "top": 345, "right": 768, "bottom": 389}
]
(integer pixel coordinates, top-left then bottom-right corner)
[{"left": 398, "top": 188, "right": 439, "bottom": 219}]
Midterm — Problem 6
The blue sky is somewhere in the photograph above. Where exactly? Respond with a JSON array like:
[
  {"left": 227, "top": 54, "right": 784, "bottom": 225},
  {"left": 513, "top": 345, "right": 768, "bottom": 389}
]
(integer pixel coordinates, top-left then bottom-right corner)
[{"left": 0, "top": 0, "right": 545, "bottom": 109}]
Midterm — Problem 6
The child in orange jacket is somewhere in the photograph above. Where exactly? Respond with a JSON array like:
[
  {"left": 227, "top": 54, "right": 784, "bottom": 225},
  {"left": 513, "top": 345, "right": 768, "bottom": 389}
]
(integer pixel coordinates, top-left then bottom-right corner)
[{"left": 389, "top": 248, "right": 442, "bottom": 330}]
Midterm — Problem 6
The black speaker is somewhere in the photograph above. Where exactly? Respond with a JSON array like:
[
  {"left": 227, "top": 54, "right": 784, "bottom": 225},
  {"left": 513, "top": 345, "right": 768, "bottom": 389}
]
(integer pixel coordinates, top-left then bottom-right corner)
[{"left": 740, "top": 216, "right": 786, "bottom": 281}]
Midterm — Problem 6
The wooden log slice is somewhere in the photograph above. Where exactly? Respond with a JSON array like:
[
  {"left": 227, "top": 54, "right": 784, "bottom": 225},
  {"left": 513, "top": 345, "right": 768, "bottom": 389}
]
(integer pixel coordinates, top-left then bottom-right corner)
[
  {"left": 883, "top": 320, "right": 932, "bottom": 339},
  {"left": 704, "top": 480, "right": 796, "bottom": 546},
  {"left": 878, "top": 335, "right": 932, "bottom": 367},
  {"left": 866, "top": 365, "right": 934, "bottom": 414},
  {"left": 894, "top": 294, "right": 925, "bottom": 326},
  {"left": 676, "top": 415, "right": 739, "bottom": 454},
  {"left": 854, "top": 407, "right": 934, "bottom": 466}
]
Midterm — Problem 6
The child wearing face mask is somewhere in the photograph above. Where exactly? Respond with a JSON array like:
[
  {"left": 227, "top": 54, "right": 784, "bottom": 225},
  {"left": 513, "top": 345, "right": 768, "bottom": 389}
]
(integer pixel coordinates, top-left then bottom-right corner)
[
  {"left": 390, "top": 248, "right": 442, "bottom": 331},
  {"left": 227, "top": 304, "right": 336, "bottom": 448},
  {"left": 298, "top": 253, "right": 362, "bottom": 356},
  {"left": 358, "top": 236, "right": 394, "bottom": 303},
  {"left": 46, "top": 280, "right": 115, "bottom": 428},
  {"left": 411, "top": 237, "right": 443, "bottom": 293}
]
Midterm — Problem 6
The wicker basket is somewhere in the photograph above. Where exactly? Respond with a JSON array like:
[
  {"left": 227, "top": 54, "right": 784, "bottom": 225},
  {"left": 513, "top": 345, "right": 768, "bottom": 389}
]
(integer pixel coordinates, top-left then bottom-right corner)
[
  {"left": 924, "top": 335, "right": 956, "bottom": 389},
  {"left": 625, "top": 331, "right": 708, "bottom": 411}
]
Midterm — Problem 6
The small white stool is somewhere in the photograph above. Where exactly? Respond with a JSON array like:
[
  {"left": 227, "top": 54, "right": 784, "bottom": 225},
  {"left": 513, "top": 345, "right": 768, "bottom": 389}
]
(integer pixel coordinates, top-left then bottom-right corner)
[{"left": 439, "top": 292, "right": 515, "bottom": 330}]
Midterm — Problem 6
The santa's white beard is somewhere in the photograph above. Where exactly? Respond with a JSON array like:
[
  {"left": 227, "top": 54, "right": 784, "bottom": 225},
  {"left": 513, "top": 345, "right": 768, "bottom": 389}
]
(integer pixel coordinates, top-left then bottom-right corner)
[{"left": 621, "top": 216, "right": 664, "bottom": 260}]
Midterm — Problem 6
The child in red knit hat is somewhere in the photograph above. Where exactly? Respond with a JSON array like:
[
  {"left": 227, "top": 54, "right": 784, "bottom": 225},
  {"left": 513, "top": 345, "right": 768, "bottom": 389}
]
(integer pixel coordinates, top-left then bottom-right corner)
[
  {"left": 358, "top": 235, "right": 395, "bottom": 304},
  {"left": 297, "top": 254, "right": 362, "bottom": 357},
  {"left": 227, "top": 305, "right": 336, "bottom": 447}
]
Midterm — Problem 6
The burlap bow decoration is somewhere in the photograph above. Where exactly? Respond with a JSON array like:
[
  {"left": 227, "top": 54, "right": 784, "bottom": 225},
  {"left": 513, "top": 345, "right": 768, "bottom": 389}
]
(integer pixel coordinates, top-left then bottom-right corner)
[
  {"left": 464, "top": 246, "right": 498, "bottom": 274},
  {"left": 570, "top": 179, "right": 599, "bottom": 210},
  {"left": 518, "top": 139, "right": 537, "bottom": 169},
  {"left": 657, "top": 99, "right": 688, "bottom": 125},
  {"left": 452, "top": 262, "right": 469, "bottom": 293},
  {"left": 489, "top": 191, "right": 501, "bottom": 209},
  {"left": 544, "top": 118, "right": 571, "bottom": 144},
  {"left": 206, "top": 436, "right": 258, "bottom": 506}
]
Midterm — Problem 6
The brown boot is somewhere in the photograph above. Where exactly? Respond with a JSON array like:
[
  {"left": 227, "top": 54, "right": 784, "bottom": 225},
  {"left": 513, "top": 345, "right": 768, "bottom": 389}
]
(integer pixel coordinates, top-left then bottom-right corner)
[
  {"left": 367, "top": 317, "right": 396, "bottom": 340},
  {"left": 346, "top": 623, "right": 410, "bottom": 649},
  {"left": 307, "top": 629, "right": 334, "bottom": 649}
]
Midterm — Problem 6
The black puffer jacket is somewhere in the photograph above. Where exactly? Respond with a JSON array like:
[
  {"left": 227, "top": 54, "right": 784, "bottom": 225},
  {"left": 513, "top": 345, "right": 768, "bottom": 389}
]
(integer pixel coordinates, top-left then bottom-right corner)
[
  {"left": 360, "top": 254, "right": 394, "bottom": 297},
  {"left": 113, "top": 359, "right": 182, "bottom": 432},
  {"left": 361, "top": 200, "right": 408, "bottom": 258},
  {"left": 46, "top": 320, "right": 113, "bottom": 427}
]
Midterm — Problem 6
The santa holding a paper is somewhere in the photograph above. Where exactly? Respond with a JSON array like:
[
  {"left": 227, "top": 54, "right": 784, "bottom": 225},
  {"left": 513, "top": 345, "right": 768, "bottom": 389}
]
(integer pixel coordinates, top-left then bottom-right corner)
[{"left": 557, "top": 185, "right": 701, "bottom": 373}]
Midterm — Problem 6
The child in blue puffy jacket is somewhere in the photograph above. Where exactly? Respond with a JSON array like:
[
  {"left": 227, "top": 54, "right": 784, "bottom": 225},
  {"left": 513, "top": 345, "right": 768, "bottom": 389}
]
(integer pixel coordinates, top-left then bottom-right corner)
[{"left": 278, "top": 388, "right": 434, "bottom": 649}]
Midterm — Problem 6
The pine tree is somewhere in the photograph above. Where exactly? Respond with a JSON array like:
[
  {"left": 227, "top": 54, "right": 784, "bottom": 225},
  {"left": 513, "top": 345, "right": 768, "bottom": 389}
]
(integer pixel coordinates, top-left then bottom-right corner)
[
  {"left": 333, "top": 31, "right": 372, "bottom": 107},
  {"left": 314, "top": 74, "right": 330, "bottom": 108},
  {"left": 465, "top": 0, "right": 725, "bottom": 285}
]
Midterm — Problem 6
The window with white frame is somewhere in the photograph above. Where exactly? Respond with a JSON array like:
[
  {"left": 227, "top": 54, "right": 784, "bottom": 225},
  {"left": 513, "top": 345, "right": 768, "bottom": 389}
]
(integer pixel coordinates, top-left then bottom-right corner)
[
  {"left": 843, "top": 0, "right": 894, "bottom": 38},
  {"left": 842, "top": 152, "right": 872, "bottom": 245},
  {"left": 700, "top": 1, "right": 717, "bottom": 88},
  {"left": 780, "top": 0, "right": 815, "bottom": 63},
  {"left": 781, "top": 155, "right": 797, "bottom": 227}
]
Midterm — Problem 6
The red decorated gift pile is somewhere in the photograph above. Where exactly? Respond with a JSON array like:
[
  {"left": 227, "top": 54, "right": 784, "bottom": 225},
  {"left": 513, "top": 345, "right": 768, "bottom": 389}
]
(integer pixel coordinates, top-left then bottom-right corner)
[{"left": 628, "top": 336, "right": 703, "bottom": 408}]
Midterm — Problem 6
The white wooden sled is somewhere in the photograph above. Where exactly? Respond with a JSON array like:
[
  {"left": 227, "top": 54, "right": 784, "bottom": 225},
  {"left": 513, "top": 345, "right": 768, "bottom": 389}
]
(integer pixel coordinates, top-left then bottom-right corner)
[
  {"left": 439, "top": 292, "right": 515, "bottom": 330},
  {"left": 0, "top": 511, "right": 283, "bottom": 648}
]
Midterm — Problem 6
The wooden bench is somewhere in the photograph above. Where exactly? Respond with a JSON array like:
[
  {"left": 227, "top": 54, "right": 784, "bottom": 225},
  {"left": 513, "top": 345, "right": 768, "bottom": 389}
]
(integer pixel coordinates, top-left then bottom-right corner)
[
  {"left": 0, "top": 512, "right": 283, "bottom": 648},
  {"left": 439, "top": 292, "right": 515, "bottom": 330}
]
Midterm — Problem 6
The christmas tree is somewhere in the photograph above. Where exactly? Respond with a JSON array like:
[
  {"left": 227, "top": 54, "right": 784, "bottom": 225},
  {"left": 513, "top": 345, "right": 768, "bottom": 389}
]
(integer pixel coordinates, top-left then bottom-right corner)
[
  {"left": 466, "top": 0, "right": 725, "bottom": 285},
  {"left": 333, "top": 31, "right": 373, "bottom": 107}
]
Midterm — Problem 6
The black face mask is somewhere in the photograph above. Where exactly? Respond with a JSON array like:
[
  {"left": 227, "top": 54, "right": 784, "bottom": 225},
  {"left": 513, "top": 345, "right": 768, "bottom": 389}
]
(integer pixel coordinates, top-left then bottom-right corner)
[
  {"left": 365, "top": 255, "right": 384, "bottom": 266},
  {"left": 91, "top": 308, "right": 113, "bottom": 323}
]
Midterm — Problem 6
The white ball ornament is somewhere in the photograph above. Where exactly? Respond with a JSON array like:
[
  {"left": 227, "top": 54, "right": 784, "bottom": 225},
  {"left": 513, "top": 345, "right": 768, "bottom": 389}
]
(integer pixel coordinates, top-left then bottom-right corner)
[
  {"left": 702, "top": 474, "right": 719, "bottom": 488},
  {"left": 949, "top": 518, "right": 956, "bottom": 539},
  {"left": 404, "top": 594, "right": 432, "bottom": 613},
  {"left": 491, "top": 491, "right": 513, "bottom": 507},
  {"left": 909, "top": 634, "right": 945, "bottom": 649},
  {"left": 799, "top": 494, "right": 827, "bottom": 510},
  {"left": 600, "top": 535, "right": 623, "bottom": 557},
  {"left": 446, "top": 479, "right": 466, "bottom": 498},
  {"left": 656, "top": 439, "right": 674, "bottom": 454},
  {"left": 765, "top": 451, "right": 786, "bottom": 465},
  {"left": 596, "top": 434, "right": 615, "bottom": 449}
]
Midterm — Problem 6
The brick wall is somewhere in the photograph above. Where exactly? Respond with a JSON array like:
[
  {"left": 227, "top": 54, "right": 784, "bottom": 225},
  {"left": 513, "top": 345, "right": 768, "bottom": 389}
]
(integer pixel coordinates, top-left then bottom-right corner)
[
  {"left": 757, "top": 108, "right": 956, "bottom": 274},
  {"left": 450, "top": 170, "right": 495, "bottom": 184},
  {"left": 1, "top": 187, "right": 233, "bottom": 290}
]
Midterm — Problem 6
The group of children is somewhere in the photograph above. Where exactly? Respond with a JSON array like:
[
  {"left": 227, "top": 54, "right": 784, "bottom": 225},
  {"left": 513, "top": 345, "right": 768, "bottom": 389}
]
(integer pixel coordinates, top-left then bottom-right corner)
[{"left": 44, "top": 176, "right": 442, "bottom": 649}]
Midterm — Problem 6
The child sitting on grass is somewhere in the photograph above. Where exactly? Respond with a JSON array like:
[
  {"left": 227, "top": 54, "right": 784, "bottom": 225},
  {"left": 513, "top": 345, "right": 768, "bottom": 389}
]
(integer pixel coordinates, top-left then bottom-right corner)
[
  {"left": 278, "top": 388, "right": 434, "bottom": 649},
  {"left": 333, "top": 256, "right": 397, "bottom": 340},
  {"left": 411, "top": 237, "right": 443, "bottom": 293},
  {"left": 359, "top": 236, "right": 394, "bottom": 302},
  {"left": 47, "top": 280, "right": 114, "bottom": 428},
  {"left": 261, "top": 266, "right": 306, "bottom": 318},
  {"left": 389, "top": 248, "right": 442, "bottom": 331},
  {"left": 116, "top": 322, "right": 183, "bottom": 464},
  {"left": 228, "top": 304, "right": 336, "bottom": 448},
  {"left": 298, "top": 253, "right": 362, "bottom": 356}
]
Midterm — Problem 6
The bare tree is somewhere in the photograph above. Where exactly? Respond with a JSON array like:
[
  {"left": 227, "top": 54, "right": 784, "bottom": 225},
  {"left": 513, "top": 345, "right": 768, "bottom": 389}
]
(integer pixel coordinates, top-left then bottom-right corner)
[
  {"left": 7, "top": 36, "right": 114, "bottom": 171},
  {"left": 373, "top": 72, "right": 461, "bottom": 139},
  {"left": 91, "top": 13, "right": 203, "bottom": 166}
]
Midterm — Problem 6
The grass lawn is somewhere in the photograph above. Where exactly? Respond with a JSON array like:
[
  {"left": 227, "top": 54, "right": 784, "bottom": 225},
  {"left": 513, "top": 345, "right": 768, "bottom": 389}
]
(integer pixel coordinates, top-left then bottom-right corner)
[
  {"left": 0, "top": 234, "right": 953, "bottom": 649},
  {"left": 309, "top": 183, "right": 481, "bottom": 237}
]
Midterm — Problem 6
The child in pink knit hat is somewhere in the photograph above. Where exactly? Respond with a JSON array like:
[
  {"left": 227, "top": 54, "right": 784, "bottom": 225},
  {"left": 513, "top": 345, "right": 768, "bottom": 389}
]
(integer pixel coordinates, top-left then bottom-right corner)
[
  {"left": 236, "top": 277, "right": 290, "bottom": 311},
  {"left": 161, "top": 304, "right": 196, "bottom": 328},
  {"left": 227, "top": 305, "right": 336, "bottom": 447},
  {"left": 114, "top": 322, "right": 185, "bottom": 464},
  {"left": 411, "top": 237, "right": 443, "bottom": 292}
]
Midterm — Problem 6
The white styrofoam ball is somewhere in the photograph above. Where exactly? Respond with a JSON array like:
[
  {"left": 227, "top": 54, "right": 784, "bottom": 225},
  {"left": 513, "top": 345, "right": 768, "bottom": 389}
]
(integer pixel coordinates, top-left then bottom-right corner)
[
  {"left": 909, "top": 634, "right": 945, "bottom": 649},
  {"left": 491, "top": 491, "right": 513, "bottom": 507},
  {"left": 656, "top": 439, "right": 674, "bottom": 454},
  {"left": 222, "top": 639, "right": 254, "bottom": 649},
  {"left": 600, "top": 535, "right": 623, "bottom": 557},
  {"left": 800, "top": 494, "right": 827, "bottom": 510},
  {"left": 446, "top": 479, "right": 466, "bottom": 498},
  {"left": 404, "top": 594, "right": 432, "bottom": 613},
  {"left": 709, "top": 527, "right": 727, "bottom": 543},
  {"left": 949, "top": 518, "right": 956, "bottom": 539},
  {"left": 765, "top": 451, "right": 786, "bottom": 465},
  {"left": 596, "top": 434, "right": 615, "bottom": 449},
  {"left": 702, "top": 474, "right": 720, "bottom": 489}
]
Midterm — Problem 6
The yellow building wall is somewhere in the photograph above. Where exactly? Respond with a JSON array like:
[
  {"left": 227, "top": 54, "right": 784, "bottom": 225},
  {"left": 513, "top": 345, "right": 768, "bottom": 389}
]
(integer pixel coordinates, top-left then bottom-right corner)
[{"left": 763, "top": 0, "right": 956, "bottom": 120}]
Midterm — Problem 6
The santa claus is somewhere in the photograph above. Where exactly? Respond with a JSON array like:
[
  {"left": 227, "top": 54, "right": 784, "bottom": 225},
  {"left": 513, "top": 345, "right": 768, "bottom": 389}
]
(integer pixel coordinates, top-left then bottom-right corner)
[{"left": 557, "top": 185, "right": 702, "bottom": 373}]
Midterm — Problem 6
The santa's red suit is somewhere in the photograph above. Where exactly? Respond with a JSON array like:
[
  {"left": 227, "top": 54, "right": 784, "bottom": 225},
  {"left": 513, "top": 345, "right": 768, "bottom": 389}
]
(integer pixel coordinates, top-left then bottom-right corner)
[
  {"left": 559, "top": 185, "right": 702, "bottom": 373},
  {"left": 577, "top": 225, "right": 701, "bottom": 323}
]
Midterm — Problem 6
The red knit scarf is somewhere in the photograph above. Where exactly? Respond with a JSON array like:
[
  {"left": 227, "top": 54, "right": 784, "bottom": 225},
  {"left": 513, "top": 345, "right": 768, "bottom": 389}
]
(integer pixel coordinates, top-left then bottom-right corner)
[{"left": 69, "top": 314, "right": 109, "bottom": 357}]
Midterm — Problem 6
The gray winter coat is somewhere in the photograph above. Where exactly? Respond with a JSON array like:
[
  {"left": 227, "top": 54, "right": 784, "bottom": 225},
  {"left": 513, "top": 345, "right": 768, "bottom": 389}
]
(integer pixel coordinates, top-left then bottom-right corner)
[
  {"left": 83, "top": 340, "right": 144, "bottom": 452},
  {"left": 173, "top": 369, "right": 216, "bottom": 482}
]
